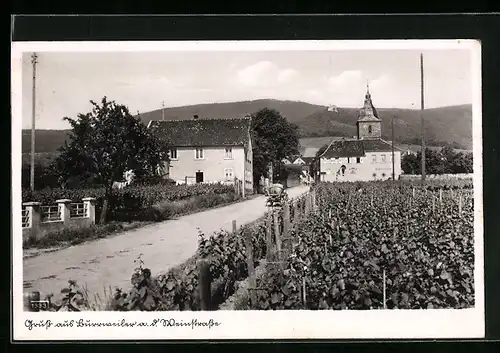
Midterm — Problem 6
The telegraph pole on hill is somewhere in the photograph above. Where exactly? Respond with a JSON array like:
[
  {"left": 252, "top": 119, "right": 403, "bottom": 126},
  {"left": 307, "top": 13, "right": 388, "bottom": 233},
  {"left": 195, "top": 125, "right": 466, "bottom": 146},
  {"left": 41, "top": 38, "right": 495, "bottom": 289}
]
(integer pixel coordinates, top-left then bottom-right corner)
[
  {"left": 391, "top": 116, "right": 395, "bottom": 182},
  {"left": 420, "top": 53, "right": 426, "bottom": 185},
  {"left": 30, "top": 52, "right": 38, "bottom": 191},
  {"left": 161, "top": 101, "right": 165, "bottom": 121}
]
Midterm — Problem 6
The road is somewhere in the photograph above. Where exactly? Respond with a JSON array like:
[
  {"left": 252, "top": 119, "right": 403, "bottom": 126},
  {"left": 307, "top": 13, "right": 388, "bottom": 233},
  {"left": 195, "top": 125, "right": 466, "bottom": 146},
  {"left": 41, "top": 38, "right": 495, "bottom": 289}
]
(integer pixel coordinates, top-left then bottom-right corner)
[{"left": 23, "top": 186, "right": 309, "bottom": 300}]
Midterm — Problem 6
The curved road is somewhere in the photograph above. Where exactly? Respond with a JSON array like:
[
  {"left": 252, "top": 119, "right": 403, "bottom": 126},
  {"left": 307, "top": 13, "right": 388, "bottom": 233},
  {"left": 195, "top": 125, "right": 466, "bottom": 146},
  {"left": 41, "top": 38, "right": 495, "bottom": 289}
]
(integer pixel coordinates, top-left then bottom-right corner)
[{"left": 23, "top": 186, "right": 309, "bottom": 299}]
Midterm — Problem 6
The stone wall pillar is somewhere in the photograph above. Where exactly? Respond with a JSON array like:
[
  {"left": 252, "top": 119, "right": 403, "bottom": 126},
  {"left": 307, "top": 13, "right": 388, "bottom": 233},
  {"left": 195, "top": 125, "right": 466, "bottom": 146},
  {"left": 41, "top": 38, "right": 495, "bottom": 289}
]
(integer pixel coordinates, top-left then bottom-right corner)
[
  {"left": 56, "top": 199, "right": 72, "bottom": 225},
  {"left": 23, "top": 202, "right": 41, "bottom": 238},
  {"left": 82, "top": 197, "right": 97, "bottom": 224}
]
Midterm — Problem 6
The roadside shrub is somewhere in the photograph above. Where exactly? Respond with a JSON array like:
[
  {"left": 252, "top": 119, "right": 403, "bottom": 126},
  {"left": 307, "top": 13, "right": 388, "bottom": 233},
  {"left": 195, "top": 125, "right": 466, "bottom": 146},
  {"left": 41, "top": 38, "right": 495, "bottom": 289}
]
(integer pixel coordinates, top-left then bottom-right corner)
[
  {"left": 140, "top": 193, "right": 239, "bottom": 222},
  {"left": 22, "top": 183, "right": 238, "bottom": 223}
]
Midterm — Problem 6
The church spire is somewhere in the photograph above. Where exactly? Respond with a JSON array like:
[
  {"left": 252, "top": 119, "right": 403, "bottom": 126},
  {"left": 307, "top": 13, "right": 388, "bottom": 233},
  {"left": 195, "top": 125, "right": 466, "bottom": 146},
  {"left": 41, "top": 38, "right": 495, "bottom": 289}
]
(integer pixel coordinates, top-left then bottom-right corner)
[{"left": 358, "top": 83, "right": 381, "bottom": 122}]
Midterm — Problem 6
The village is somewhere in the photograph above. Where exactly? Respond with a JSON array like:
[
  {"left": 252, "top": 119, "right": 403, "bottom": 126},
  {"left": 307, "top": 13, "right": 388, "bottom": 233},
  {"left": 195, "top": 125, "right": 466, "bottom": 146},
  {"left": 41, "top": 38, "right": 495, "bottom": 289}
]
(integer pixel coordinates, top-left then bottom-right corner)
[{"left": 19, "top": 48, "right": 475, "bottom": 314}]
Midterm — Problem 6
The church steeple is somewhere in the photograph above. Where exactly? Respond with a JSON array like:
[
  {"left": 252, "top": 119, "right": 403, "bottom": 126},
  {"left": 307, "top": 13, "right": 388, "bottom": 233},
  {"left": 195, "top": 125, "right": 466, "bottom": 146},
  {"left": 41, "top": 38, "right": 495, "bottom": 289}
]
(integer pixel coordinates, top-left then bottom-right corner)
[{"left": 357, "top": 84, "right": 382, "bottom": 140}]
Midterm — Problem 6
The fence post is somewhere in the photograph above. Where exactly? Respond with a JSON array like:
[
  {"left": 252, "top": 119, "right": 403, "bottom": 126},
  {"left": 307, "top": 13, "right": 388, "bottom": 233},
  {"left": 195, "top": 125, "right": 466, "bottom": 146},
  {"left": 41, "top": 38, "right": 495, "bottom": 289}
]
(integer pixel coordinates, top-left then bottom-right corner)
[
  {"left": 232, "top": 220, "right": 237, "bottom": 234},
  {"left": 23, "top": 202, "right": 41, "bottom": 239},
  {"left": 302, "top": 277, "right": 307, "bottom": 308},
  {"left": 56, "top": 199, "right": 72, "bottom": 225},
  {"left": 25, "top": 291, "right": 41, "bottom": 312},
  {"left": 305, "top": 193, "right": 311, "bottom": 216},
  {"left": 82, "top": 197, "right": 97, "bottom": 225},
  {"left": 439, "top": 189, "right": 443, "bottom": 205},
  {"left": 265, "top": 211, "right": 273, "bottom": 261},
  {"left": 197, "top": 258, "right": 212, "bottom": 310},
  {"left": 244, "top": 228, "right": 256, "bottom": 305},
  {"left": 459, "top": 193, "right": 463, "bottom": 215},
  {"left": 293, "top": 199, "right": 300, "bottom": 225},
  {"left": 383, "top": 269, "right": 387, "bottom": 309},
  {"left": 273, "top": 210, "right": 282, "bottom": 261},
  {"left": 283, "top": 201, "right": 291, "bottom": 253}
]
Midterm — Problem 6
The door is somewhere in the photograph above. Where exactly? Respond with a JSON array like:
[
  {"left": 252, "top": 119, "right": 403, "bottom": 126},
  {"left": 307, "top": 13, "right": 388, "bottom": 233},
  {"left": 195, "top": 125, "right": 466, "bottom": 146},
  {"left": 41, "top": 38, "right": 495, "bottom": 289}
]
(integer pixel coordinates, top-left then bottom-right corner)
[{"left": 196, "top": 171, "right": 204, "bottom": 183}]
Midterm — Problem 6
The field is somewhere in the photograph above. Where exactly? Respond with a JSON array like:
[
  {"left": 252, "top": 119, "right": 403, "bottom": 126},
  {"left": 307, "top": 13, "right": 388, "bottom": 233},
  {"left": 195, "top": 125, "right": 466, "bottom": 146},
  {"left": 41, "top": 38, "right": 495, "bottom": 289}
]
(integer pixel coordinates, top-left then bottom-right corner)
[{"left": 245, "top": 181, "right": 474, "bottom": 310}]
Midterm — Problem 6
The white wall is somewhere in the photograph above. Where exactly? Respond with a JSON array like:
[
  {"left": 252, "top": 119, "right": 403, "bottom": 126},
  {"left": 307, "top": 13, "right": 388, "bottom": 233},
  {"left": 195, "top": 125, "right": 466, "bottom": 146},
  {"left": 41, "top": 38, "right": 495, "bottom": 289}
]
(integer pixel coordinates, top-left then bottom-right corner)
[
  {"left": 320, "top": 151, "right": 402, "bottom": 182},
  {"left": 167, "top": 146, "right": 246, "bottom": 184}
]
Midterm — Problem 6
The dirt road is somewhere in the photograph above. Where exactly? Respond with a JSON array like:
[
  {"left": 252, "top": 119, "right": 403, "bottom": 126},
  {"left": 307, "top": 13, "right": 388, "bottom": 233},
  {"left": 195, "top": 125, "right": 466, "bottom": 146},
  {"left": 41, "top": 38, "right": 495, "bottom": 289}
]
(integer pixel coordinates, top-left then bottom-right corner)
[{"left": 23, "top": 186, "right": 309, "bottom": 299}]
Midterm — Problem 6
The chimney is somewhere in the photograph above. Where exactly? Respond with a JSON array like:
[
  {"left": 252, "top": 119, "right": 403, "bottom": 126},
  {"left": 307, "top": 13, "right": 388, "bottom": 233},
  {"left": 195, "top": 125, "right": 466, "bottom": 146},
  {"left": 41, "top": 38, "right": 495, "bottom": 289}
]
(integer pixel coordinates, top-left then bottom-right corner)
[{"left": 193, "top": 115, "right": 199, "bottom": 120}]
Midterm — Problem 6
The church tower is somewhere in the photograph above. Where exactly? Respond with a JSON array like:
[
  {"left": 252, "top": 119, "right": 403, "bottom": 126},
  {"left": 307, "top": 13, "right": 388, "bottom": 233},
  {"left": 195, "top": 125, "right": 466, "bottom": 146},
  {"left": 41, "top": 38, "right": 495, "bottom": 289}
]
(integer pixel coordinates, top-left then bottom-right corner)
[{"left": 356, "top": 84, "right": 382, "bottom": 140}]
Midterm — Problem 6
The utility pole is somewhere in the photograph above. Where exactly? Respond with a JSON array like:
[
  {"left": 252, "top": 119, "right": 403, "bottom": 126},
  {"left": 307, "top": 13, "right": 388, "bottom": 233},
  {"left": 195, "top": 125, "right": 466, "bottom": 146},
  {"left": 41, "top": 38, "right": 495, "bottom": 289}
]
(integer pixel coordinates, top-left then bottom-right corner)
[
  {"left": 30, "top": 52, "right": 38, "bottom": 192},
  {"left": 420, "top": 53, "right": 426, "bottom": 185},
  {"left": 391, "top": 116, "right": 395, "bottom": 182},
  {"left": 161, "top": 101, "right": 165, "bottom": 121}
]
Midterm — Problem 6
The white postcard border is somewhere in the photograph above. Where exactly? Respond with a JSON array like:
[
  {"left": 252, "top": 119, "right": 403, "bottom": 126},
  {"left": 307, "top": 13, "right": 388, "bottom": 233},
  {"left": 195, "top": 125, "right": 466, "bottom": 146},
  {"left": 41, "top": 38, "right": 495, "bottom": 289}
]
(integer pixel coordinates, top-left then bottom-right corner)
[{"left": 11, "top": 39, "right": 484, "bottom": 340}]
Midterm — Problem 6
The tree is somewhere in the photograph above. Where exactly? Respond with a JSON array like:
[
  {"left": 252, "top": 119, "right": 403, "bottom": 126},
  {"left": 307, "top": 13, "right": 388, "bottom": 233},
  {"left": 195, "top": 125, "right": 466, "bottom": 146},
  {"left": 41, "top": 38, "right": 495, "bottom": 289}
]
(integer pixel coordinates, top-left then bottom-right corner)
[
  {"left": 449, "top": 151, "right": 473, "bottom": 173},
  {"left": 401, "top": 147, "right": 473, "bottom": 175},
  {"left": 52, "top": 97, "right": 169, "bottom": 223},
  {"left": 401, "top": 153, "right": 420, "bottom": 174},
  {"left": 251, "top": 108, "right": 300, "bottom": 189}
]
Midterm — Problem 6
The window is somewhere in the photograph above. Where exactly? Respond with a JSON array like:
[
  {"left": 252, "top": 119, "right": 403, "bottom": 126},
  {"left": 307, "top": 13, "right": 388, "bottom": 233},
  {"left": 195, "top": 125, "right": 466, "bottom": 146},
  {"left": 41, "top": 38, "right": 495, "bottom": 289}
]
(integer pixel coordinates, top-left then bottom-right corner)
[
  {"left": 195, "top": 147, "right": 204, "bottom": 160},
  {"left": 372, "top": 155, "right": 377, "bottom": 163},
  {"left": 368, "top": 125, "right": 373, "bottom": 134},
  {"left": 169, "top": 148, "right": 178, "bottom": 160},
  {"left": 356, "top": 157, "right": 361, "bottom": 164},
  {"left": 381, "top": 154, "right": 387, "bottom": 163},
  {"left": 224, "top": 168, "right": 234, "bottom": 181},
  {"left": 225, "top": 147, "right": 233, "bottom": 159}
]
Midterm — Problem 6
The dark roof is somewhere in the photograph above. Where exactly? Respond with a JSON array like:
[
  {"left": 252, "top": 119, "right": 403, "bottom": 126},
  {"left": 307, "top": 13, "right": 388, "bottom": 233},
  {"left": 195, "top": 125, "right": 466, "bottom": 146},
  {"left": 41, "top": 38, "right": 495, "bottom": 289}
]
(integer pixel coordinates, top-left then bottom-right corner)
[
  {"left": 149, "top": 117, "right": 251, "bottom": 148},
  {"left": 302, "top": 157, "right": 316, "bottom": 165},
  {"left": 357, "top": 90, "right": 381, "bottom": 122},
  {"left": 321, "top": 139, "right": 365, "bottom": 159},
  {"left": 362, "top": 139, "right": 404, "bottom": 152}
]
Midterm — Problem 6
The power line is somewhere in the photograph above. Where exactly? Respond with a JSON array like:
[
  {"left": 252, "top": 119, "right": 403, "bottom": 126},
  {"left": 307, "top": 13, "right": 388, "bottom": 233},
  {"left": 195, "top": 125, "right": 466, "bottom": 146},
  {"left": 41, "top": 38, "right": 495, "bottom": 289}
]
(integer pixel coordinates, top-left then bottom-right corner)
[
  {"left": 30, "top": 52, "right": 38, "bottom": 191},
  {"left": 420, "top": 53, "right": 426, "bottom": 185}
]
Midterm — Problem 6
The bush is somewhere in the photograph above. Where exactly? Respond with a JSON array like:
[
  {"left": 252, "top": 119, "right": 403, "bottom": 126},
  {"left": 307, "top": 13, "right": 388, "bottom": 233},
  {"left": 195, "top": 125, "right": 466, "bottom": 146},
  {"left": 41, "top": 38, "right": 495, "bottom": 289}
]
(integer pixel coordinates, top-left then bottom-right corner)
[{"left": 22, "top": 183, "right": 238, "bottom": 223}]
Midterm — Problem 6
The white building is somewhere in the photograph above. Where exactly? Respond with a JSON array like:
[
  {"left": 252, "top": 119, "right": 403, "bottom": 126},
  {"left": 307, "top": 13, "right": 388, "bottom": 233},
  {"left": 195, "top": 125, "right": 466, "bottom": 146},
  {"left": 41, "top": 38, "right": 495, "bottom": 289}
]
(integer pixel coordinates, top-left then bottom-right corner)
[
  {"left": 148, "top": 116, "right": 254, "bottom": 193},
  {"left": 317, "top": 86, "right": 403, "bottom": 182}
]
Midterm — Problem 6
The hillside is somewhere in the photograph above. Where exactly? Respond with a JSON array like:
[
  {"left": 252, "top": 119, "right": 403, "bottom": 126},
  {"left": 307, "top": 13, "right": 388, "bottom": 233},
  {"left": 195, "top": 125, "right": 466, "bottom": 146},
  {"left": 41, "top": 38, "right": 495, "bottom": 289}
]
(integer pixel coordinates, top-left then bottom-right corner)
[
  {"left": 138, "top": 99, "right": 325, "bottom": 125},
  {"left": 21, "top": 130, "right": 71, "bottom": 153},
  {"left": 20, "top": 100, "right": 473, "bottom": 160},
  {"left": 297, "top": 104, "right": 472, "bottom": 149}
]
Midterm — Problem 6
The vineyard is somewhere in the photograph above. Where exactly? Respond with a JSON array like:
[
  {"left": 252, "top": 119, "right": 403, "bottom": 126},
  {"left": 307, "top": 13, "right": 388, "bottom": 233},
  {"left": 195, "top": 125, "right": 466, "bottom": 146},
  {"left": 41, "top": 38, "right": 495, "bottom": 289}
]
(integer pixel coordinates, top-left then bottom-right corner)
[
  {"left": 35, "top": 180, "right": 475, "bottom": 312},
  {"left": 245, "top": 181, "right": 475, "bottom": 310}
]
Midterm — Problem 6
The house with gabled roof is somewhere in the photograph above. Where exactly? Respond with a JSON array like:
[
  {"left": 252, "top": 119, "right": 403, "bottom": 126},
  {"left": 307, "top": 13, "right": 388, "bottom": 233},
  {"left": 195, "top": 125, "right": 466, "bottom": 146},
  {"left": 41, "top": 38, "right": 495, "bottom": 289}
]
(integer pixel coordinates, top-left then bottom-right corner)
[
  {"left": 148, "top": 115, "right": 253, "bottom": 194},
  {"left": 292, "top": 157, "right": 306, "bottom": 165},
  {"left": 317, "top": 85, "right": 403, "bottom": 182}
]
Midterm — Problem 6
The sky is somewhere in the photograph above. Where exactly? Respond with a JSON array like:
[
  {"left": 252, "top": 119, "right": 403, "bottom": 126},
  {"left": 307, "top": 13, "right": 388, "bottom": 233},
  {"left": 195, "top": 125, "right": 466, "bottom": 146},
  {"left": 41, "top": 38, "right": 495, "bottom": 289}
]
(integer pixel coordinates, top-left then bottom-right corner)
[{"left": 21, "top": 49, "right": 473, "bottom": 130}]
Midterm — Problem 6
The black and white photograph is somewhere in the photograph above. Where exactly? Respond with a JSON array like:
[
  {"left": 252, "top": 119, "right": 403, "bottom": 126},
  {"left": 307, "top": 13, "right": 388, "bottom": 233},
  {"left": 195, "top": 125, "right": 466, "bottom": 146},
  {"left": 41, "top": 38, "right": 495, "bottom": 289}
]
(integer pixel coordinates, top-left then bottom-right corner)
[{"left": 12, "top": 40, "right": 483, "bottom": 340}]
